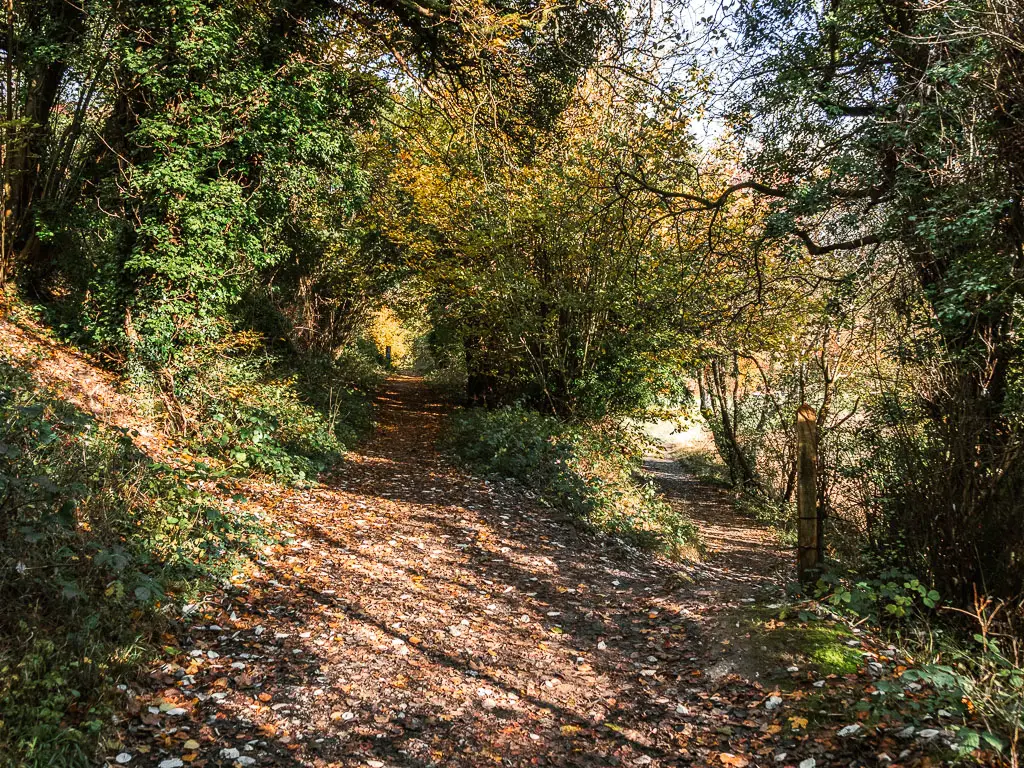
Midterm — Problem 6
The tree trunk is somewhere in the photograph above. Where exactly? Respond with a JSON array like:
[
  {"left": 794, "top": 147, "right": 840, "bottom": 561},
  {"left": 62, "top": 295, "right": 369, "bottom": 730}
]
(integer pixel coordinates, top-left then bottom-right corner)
[{"left": 2, "top": 0, "right": 86, "bottom": 288}]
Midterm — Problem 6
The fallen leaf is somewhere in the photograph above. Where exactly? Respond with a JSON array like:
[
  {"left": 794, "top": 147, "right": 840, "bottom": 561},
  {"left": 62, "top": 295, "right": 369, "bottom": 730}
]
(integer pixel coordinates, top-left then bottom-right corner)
[{"left": 718, "top": 753, "right": 750, "bottom": 767}]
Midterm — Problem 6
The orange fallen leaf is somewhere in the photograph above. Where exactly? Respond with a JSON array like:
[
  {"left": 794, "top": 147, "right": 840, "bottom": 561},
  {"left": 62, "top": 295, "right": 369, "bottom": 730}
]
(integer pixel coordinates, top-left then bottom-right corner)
[{"left": 718, "top": 753, "right": 750, "bottom": 767}]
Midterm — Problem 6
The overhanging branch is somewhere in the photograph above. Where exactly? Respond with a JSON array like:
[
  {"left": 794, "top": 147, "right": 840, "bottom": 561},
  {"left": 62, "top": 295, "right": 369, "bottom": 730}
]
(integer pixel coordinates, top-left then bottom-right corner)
[
  {"left": 616, "top": 169, "right": 886, "bottom": 254},
  {"left": 794, "top": 229, "right": 883, "bottom": 254},
  {"left": 615, "top": 170, "right": 788, "bottom": 209}
]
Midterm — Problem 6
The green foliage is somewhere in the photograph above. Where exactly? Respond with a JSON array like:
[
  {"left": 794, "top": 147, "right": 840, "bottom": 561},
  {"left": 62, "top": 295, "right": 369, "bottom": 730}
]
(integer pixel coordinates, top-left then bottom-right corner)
[
  {"left": 727, "top": 0, "right": 1024, "bottom": 603},
  {"left": 674, "top": 450, "right": 730, "bottom": 489},
  {"left": 792, "top": 571, "right": 1021, "bottom": 758},
  {"left": 888, "top": 645, "right": 1020, "bottom": 762},
  {"left": 414, "top": 325, "right": 470, "bottom": 401},
  {"left": 812, "top": 568, "right": 943, "bottom": 624},
  {"left": 43, "top": 0, "right": 378, "bottom": 363},
  {"left": 394, "top": 82, "right": 710, "bottom": 421},
  {"left": 12, "top": 0, "right": 397, "bottom": 469},
  {"left": 940, "top": 600, "right": 1023, "bottom": 762},
  {"left": 447, "top": 406, "right": 701, "bottom": 559},
  {"left": 0, "top": 361, "right": 261, "bottom": 765},
  {"left": 123, "top": 337, "right": 380, "bottom": 482},
  {"left": 200, "top": 380, "right": 343, "bottom": 481}
]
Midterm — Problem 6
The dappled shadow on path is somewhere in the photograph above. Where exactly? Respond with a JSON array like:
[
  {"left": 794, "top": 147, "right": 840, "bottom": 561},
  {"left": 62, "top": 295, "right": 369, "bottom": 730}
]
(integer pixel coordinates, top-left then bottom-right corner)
[
  {"left": 642, "top": 454, "right": 790, "bottom": 589},
  {"left": 115, "top": 378, "right": 832, "bottom": 768}
]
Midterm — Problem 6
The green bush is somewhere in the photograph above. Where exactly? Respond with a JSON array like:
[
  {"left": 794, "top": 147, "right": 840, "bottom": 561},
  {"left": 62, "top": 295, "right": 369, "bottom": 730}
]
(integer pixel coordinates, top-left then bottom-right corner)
[
  {"left": 674, "top": 449, "right": 730, "bottom": 488},
  {"left": 124, "top": 335, "right": 381, "bottom": 482},
  {"left": 734, "top": 491, "right": 797, "bottom": 544},
  {"left": 447, "top": 406, "right": 701, "bottom": 558},
  {"left": 297, "top": 345, "right": 383, "bottom": 444},
  {"left": 425, "top": 364, "right": 469, "bottom": 401},
  {"left": 798, "top": 566, "right": 1020, "bottom": 760},
  {"left": 949, "top": 608, "right": 1023, "bottom": 763},
  {"left": 0, "top": 360, "right": 263, "bottom": 766},
  {"left": 811, "top": 566, "right": 943, "bottom": 623},
  {"left": 893, "top": 599, "right": 1023, "bottom": 763}
]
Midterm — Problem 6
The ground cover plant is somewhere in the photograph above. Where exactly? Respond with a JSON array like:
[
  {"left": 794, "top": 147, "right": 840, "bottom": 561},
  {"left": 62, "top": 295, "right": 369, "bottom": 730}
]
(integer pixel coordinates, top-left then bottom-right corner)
[
  {"left": 448, "top": 406, "right": 701, "bottom": 559},
  {"left": 0, "top": 358, "right": 265, "bottom": 765}
]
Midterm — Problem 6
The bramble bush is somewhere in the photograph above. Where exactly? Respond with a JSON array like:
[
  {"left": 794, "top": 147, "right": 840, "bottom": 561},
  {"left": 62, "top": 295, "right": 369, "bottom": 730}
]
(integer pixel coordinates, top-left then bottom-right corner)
[
  {"left": 447, "top": 406, "right": 701, "bottom": 559},
  {"left": 123, "top": 334, "right": 381, "bottom": 483},
  {"left": 807, "top": 566, "right": 1021, "bottom": 761},
  {"left": 812, "top": 567, "right": 943, "bottom": 623},
  {"left": 0, "top": 360, "right": 263, "bottom": 766}
]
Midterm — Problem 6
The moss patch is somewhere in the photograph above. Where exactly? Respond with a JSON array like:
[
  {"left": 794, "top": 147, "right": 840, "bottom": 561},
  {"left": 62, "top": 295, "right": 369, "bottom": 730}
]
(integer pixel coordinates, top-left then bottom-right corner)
[
  {"left": 772, "top": 624, "right": 863, "bottom": 675},
  {"left": 722, "top": 605, "right": 863, "bottom": 684}
]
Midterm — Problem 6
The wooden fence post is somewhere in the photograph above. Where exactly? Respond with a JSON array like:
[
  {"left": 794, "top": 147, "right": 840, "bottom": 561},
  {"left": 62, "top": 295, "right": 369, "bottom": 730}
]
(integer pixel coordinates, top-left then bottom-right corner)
[{"left": 796, "top": 404, "right": 820, "bottom": 584}]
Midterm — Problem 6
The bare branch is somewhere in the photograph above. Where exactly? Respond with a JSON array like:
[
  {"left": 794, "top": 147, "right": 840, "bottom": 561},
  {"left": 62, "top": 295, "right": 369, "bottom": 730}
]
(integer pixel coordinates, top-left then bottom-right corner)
[
  {"left": 615, "top": 170, "right": 789, "bottom": 208},
  {"left": 794, "top": 229, "right": 883, "bottom": 254}
]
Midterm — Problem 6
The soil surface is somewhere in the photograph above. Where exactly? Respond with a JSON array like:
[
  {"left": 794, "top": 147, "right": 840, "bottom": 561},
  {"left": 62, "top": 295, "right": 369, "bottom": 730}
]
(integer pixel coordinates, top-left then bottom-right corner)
[
  {"left": 643, "top": 449, "right": 788, "bottom": 601},
  {"left": 110, "top": 377, "right": 942, "bottom": 768}
]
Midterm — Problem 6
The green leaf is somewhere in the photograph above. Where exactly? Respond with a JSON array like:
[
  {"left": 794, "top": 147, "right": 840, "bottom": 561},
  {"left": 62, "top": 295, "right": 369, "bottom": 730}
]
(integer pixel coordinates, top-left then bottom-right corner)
[
  {"left": 61, "top": 581, "right": 84, "bottom": 600},
  {"left": 980, "top": 732, "right": 1005, "bottom": 752},
  {"left": 958, "top": 728, "right": 980, "bottom": 750}
]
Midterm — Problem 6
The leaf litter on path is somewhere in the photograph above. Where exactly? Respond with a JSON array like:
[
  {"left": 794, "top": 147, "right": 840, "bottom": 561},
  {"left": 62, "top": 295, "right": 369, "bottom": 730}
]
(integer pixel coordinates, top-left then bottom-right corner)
[{"left": 110, "top": 377, "right": 976, "bottom": 767}]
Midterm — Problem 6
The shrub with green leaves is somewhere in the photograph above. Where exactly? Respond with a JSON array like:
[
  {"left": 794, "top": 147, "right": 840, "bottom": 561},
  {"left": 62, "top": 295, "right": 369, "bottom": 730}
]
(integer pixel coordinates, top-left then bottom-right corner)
[
  {"left": 0, "top": 360, "right": 262, "bottom": 765},
  {"left": 447, "top": 406, "right": 701, "bottom": 558},
  {"left": 812, "top": 567, "right": 942, "bottom": 623},
  {"left": 951, "top": 632, "right": 1022, "bottom": 762},
  {"left": 801, "top": 566, "right": 1021, "bottom": 759},
  {"left": 124, "top": 337, "right": 381, "bottom": 482}
]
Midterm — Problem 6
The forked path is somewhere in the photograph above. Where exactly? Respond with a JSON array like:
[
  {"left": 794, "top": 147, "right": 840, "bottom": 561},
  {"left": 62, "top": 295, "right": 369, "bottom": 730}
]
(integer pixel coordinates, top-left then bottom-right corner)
[{"left": 121, "top": 377, "right": 800, "bottom": 767}]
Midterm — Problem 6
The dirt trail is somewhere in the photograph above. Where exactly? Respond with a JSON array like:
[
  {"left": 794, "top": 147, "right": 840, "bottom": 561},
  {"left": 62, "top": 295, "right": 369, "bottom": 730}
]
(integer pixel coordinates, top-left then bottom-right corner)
[
  {"left": 111, "top": 377, "right": 877, "bottom": 768},
  {"left": 643, "top": 447, "right": 788, "bottom": 600},
  {"left": 0, "top": 318, "right": 985, "bottom": 767}
]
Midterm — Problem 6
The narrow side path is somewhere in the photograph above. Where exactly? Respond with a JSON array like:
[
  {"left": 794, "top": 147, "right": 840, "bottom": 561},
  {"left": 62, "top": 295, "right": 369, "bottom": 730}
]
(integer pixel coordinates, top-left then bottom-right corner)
[
  {"left": 643, "top": 449, "right": 788, "bottom": 593},
  {"left": 114, "top": 378, "right": 901, "bottom": 768},
  {"left": 642, "top": 442, "right": 790, "bottom": 682}
]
